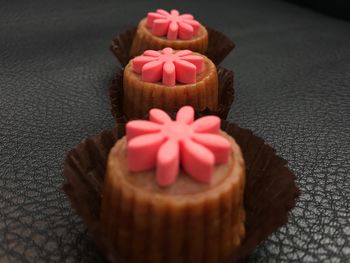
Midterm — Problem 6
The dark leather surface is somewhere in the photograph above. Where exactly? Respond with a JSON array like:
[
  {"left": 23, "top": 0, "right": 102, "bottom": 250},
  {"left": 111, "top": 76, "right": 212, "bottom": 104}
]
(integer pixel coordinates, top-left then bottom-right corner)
[
  {"left": 0, "top": 0, "right": 349, "bottom": 262},
  {"left": 286, "top": 0, "right": 350, "bottom": 21}
]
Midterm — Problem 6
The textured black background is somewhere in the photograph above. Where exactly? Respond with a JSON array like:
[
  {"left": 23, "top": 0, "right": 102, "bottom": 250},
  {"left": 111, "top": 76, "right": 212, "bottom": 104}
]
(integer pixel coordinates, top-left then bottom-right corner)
[{"left": 0, "top": 0, "right": 349, "bottom": 262}]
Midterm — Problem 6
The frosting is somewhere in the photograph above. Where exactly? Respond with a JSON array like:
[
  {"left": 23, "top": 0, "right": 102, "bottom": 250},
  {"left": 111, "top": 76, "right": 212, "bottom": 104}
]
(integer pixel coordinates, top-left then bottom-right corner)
[
  {"left": 132, "top": 47, "right": 204, "bottom": 86},
  {"left": 126, "top": 106, "right": 231, "bottom": 187},
  {"left": 146, "top": 9, "right": 201, "bottom": 40}
]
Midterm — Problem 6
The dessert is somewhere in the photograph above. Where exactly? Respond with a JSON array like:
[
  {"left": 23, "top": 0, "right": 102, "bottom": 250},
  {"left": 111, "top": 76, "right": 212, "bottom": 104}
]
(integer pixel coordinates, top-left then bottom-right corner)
[
  {"left": 129, "top": 9, "right": 208, "bottom": 58},
  {"left": 100, "top": 106, "right": 246, "bottom": 263},
  {"left": 123, "top": 47, "right": 218, "bottom": 119}
]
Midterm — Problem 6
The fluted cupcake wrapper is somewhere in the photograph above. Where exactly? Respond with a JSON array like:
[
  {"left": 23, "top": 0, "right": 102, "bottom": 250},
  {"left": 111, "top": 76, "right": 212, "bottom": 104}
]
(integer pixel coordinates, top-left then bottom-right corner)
[
  {"left": 63, "top": 121, "right": 299, "bottom": 263},
  {"left": 129, "top": 19, "right": 209, "bottom": 59},
  {"left": 110, "top": 27, "right": 235, "bottom": 67},
  {"left": 100, "top": 134, "right": 245, "bottom": 263},
  {"left": 110, "top": 66, "right": 234, "bottom": 123}
]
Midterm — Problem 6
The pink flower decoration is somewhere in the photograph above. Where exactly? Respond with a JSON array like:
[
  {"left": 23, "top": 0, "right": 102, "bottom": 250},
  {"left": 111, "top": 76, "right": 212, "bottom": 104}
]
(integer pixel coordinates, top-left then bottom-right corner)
[
  {"left": 126, "top": 106, "right": 231, "bottom": 187},
  {"left": 146, "top": 9, "right": 201, "bottom": 40},
  {"left": 132, "top": 47, "right": 204, "bottom": 86}
]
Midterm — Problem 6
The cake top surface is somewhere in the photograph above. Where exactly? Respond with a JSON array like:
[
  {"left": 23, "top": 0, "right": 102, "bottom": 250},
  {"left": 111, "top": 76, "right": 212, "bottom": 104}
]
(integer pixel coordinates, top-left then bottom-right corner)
[
  {"left": 126, "top": 106, "right": 230, "bottom": 187},
  {"left": 132, "top": 47, "right": 204, "bottom": 86},
  {"left": 146, "top": 9, "right": 201, "bottom": 40}
]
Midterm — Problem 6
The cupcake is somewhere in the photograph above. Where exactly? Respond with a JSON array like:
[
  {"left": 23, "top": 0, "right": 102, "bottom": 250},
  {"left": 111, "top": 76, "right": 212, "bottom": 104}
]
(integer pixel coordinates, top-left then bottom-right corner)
[
  {"left": 130, "top": 9, "right": 208, "bottom": 58},
  {"left": 100, "top": 106, "right": 246, "bottom": 263},
  {"left": 123, "top": 47, "right": 218, "bottom": 119}
]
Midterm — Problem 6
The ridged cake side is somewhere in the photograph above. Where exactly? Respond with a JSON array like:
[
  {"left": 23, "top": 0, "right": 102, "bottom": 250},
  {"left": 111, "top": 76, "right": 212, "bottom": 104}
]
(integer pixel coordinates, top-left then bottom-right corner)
[
  {"left": 100, "top": 134, "right": 245, "bottom": 263},
  {"left": 129, "top": 18, "right": 208, "bottom": 58},
  {"left": 123, "top": 56, "right": 218, "bottom": 119}
]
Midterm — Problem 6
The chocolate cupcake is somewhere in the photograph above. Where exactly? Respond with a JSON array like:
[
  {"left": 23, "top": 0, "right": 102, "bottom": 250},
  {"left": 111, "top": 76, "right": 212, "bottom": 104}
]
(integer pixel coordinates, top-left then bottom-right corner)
[
  {"left": 100, "top": 106, "right": 246, "bottom": 263},
  {"left": 130, "top": 9, "right": 208, "bottom": 58},
  {"left": 123, "top": 47, "right": 218, "bottom": 119}
]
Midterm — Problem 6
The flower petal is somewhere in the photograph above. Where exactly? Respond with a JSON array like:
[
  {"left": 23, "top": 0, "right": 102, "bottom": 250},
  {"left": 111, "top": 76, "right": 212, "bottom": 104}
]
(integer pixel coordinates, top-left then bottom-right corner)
[
  {"left": 128, "top": 133, "right": 165, "bottom": 172},
  {"left": 126, "top": 120, "right": 161, "bottom": 141},
  {"left": 173, "top": 59, "right": 196, "bottom": 84},
  {"left": 181, "top": 139, "right": 214, "bottom": 183},
  {"left": 147, "top": 12, "right": 166, "bottom": 27},
  {"left": 162, "top": 61, "right": 176, "bottom": 86},
  {"left": 175, "top": 50, "right": 192, "bottom": 57},
  {"left": 156, "top": 139, "right": 179, "bottom": 186},
  {"left": 191, "top": 116, "right": 220, "bottom": 134},
  {"left": 170, "top": 9, "right": 179, "bottom": 16},
  {"left": 143, "top": 50, "right": 162, "bottom": 57},
  {"left": 182, "top": 19, "right": 200, "bottom": 35},
  {"left": 178, "top": 21, "right": 194, "bottom": 40},
  {"left": 132, "top": 56, "right": 157, "bottom": 73},
  {"left": 176, "top": 106, "right": 194, "bottom": 124},
  {"left": 157, "top": 9, "right": 170, "bottom": 16},
  {"left": 141, "top": 60, "right": 163, "bottom": 83},
  {"left": 167, "top": 21, "right": 178, "bottom": 40},
  {"left": 149, "top": 108, "right": 172, "bottom": 124},
  {"left": 162, "top": 47, "right": 174, "bottom": 55},
  {"left": 179, "top": 55, "right": 204, "bottom": 73},
  {"left": 152, "top": 19, "right": 170, "bottom": 36},
  {"left": 191, "top": 134, "right": 230, "bottom": 164},
  {"left": 180, "top": 14, "right": 194, "bottom": 20}
]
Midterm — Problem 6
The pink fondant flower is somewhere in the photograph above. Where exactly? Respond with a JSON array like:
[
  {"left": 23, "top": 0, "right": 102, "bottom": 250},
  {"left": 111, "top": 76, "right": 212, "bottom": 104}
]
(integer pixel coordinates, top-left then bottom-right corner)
[
  {"left": 132, "top": 47, "right": 204, "bottom": 86},
  {"left": 146, "top": 9, "right": 201, "bottom": 40},
  {"left": 126, "top": 106, "right": 231, "bottom": 187}
]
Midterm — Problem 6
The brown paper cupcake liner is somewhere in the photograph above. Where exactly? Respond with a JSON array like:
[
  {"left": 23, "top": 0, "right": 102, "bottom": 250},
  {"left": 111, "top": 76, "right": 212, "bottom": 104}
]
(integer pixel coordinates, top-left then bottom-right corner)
[
  {"left": 110, "top": 66, "right": 234, "bottom": 123},
  {"left": 110, "top": 26, "right": 235, "bottom": 67},
  {"left": 63, "top": 121, "right": 299, "bottom": 263}
]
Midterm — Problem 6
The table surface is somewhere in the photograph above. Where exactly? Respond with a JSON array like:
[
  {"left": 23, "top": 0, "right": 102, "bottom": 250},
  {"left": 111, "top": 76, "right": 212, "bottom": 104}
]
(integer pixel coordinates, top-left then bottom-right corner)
[{"left": 0, "top": 0, "right": 349, "bottom": 262}]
